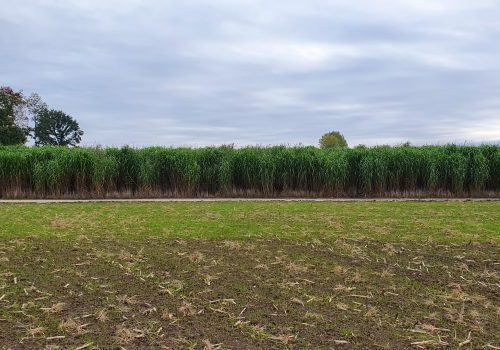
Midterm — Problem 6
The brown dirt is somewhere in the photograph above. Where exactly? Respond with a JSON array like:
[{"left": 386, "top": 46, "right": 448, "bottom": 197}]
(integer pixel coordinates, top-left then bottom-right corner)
[{"left": 0, "top": 237, "right": 499, "bottom": 349}]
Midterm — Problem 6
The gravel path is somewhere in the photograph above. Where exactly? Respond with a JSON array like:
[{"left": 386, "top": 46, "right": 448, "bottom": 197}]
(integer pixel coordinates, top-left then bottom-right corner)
[{"left": 1, "top": 197, "right": 499, "bottom": 203}]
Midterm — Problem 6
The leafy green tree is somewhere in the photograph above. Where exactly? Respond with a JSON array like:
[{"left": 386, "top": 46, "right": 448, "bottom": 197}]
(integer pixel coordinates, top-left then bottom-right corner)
[
  {"left": 0, "top": 86, "right": 28, "bottom": 145},
  {"left": 34, "top": 109, "right": 84, "bottom": 146},
  {"left": 319, "top": 131, "right": 348, "bottom": 149}
]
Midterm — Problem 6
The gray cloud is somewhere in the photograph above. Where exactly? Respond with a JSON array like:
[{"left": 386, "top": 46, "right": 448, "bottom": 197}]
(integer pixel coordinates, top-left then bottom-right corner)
[{"left": 1, "top": 0, "right": 499, "bottom": 147}]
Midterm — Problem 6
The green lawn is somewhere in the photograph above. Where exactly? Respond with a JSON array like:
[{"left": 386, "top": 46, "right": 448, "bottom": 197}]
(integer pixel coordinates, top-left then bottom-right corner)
[
  {"left": 1, "top": 201, "right": 499, "bottom": 242},
  {"left": 0, "top": 202, "right": 499, "bottom": 349}
]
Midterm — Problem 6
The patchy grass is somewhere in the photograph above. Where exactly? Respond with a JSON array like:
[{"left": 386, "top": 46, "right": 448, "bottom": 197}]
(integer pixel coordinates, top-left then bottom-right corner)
[
  {"left": 0, "top": 201, "right": 499, "bottom": 242},
  {"left": 0, "top": 202, "right": 499, "bottom": 349}
]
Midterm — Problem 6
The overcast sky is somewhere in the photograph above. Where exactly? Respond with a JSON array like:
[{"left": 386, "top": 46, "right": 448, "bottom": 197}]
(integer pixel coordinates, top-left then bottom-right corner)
[{"left": 1, "top": 0, "right": 500, "bottom": 147}]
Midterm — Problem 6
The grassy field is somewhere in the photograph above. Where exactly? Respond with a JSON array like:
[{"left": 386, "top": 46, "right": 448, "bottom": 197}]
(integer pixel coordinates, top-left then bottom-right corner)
[{"left": 0, "top": 202, "right": 499, "bottom": 349}]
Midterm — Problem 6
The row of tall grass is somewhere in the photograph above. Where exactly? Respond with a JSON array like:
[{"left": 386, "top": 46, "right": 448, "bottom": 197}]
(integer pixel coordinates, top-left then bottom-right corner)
[{"left": 0, "top": 145, "right": 499, "bottom": 198}]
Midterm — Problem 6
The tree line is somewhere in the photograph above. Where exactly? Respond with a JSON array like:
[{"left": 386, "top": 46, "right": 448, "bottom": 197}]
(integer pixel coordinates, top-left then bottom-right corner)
[{"left": 0, "top": 86, "right": 83, "bottom": 146}]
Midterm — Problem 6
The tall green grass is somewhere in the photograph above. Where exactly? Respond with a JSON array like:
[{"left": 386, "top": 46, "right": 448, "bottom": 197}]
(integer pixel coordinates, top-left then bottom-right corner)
[{"left": 0, "top": 145, "right": 498, "bottom": 198}]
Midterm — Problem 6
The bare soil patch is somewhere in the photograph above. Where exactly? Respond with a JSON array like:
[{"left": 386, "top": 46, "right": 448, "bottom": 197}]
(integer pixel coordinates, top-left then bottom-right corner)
[{"left": 1, "top": 237, "right": 499, "bottom": 349}]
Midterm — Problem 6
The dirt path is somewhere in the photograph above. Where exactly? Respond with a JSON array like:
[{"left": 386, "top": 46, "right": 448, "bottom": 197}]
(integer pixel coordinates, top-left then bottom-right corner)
[{"left": 1, "top": 197, "right": 499, "bottom": 204}]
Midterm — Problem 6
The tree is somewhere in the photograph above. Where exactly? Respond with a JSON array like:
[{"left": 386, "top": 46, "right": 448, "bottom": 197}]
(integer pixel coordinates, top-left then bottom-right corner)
[
  {"left": 34, "top": 109, "right": 84, "bottom": 146},
  {"left": 0, "top": 86, "right": 28, "bottom": 145},
  {"left": 26, "top": 93, "right": 48, "bottom": 117},
  {"left": 27, "top": 93, "right": 49, "bottom": 145},
  {"left": 319, "top": 131, "right": 348, "bottom": 149}
]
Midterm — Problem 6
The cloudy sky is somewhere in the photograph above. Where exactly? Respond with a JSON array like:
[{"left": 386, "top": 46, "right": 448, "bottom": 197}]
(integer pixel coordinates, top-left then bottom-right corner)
[{"left": 1, "top": 0, "right": 500, "bottom": 147}]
